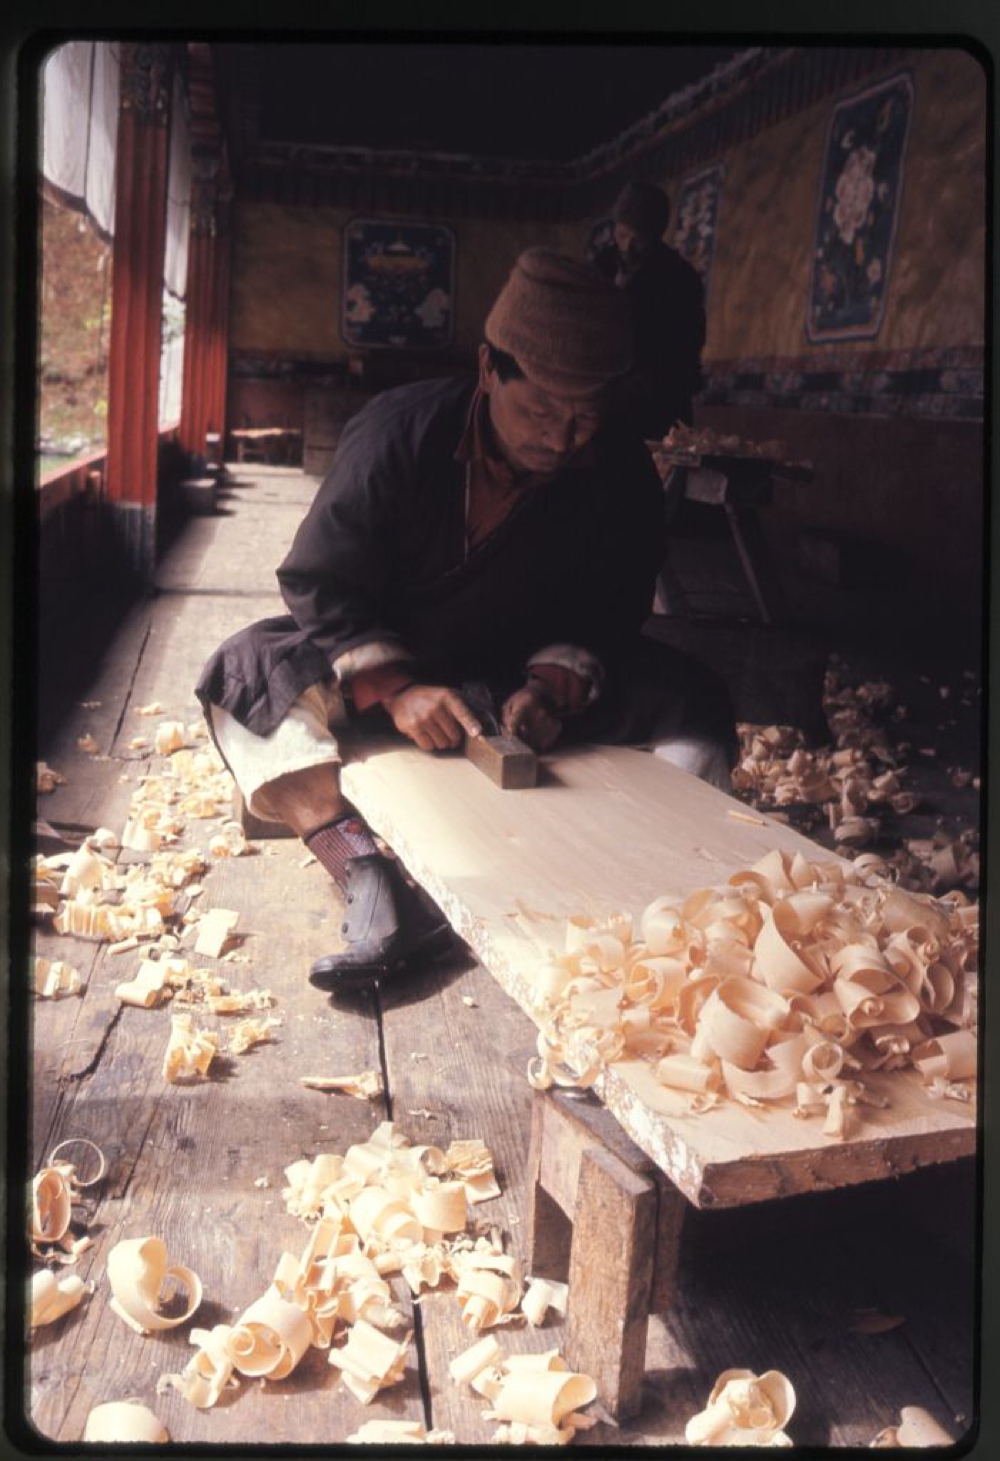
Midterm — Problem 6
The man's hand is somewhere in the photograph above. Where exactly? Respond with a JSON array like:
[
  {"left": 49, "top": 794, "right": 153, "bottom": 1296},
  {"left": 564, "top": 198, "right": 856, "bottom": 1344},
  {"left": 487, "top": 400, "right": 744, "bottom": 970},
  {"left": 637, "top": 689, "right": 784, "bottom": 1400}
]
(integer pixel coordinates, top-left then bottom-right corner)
[
  {"left": 501, "top": 686, "right": 562, "bottom": 752},
  {"left": 383, "top": 684, "right": 482, "bottom": 752}
]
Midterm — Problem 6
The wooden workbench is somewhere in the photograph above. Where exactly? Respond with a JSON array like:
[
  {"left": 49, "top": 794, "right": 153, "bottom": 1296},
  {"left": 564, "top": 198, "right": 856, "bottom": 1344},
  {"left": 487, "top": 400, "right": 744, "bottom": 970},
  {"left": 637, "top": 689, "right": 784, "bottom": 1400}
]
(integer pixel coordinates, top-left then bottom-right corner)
[{"left": 341, "top": 740, "right": 976, "bottom": 1414}]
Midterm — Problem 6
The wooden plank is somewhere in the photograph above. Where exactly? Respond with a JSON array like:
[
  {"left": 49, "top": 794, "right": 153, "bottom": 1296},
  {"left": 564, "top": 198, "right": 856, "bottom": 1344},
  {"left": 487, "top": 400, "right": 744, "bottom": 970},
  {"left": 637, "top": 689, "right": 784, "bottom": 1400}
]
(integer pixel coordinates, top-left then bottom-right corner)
[
  {"left": 27, "top": 838, "right": 428, "bottom": 1446},
  {"left": 340, "top": 743, "right": 975, "bottom": 1208}
]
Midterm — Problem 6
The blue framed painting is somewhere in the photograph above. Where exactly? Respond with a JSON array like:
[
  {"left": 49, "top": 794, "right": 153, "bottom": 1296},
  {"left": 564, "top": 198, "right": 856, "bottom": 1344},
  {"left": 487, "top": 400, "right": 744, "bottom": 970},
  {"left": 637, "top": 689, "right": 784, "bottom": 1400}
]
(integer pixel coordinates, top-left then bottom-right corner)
[
  {"left": 673, "top": 165, "right": 724, "bottom": 297},
  {"left": 806, "top": 73, "right": 914, "bottom": 343},
  {"left": 342, "top": 218, "right": 455, "bottom": 349}
]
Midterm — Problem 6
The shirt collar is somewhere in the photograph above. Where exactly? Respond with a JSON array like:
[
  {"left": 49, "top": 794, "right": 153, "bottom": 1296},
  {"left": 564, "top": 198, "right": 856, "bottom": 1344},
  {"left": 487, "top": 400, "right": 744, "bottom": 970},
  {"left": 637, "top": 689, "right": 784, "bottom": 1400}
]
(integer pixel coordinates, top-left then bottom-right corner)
[{"left": 454, "top": 386, "right": 598, "bottom": 485}]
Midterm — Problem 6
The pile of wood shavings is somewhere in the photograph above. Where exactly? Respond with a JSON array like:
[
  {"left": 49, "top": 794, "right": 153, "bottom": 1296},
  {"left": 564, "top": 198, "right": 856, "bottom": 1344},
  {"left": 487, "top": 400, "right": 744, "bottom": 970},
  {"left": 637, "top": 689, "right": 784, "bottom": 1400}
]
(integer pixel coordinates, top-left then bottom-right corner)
[
  {"left": 158, "top": 1121, "right": 596, "bottom": 1436},
  {"left": 732, "top": 664, "right": 979, "bottom": 896},
  {"left": 525, "top": 847, "right": 977, "bottom": 1140}
]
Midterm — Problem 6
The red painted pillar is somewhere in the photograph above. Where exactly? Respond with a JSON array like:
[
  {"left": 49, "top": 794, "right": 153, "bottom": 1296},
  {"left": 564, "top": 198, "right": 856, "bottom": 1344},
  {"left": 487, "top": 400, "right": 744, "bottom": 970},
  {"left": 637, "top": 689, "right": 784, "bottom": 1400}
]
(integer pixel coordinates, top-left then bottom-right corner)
[
  {"left": 179, "top": 158, "right": 232, "bottom": 466},
  {"left": 104, "top": 43, "right": 172, "bottom": 578}
]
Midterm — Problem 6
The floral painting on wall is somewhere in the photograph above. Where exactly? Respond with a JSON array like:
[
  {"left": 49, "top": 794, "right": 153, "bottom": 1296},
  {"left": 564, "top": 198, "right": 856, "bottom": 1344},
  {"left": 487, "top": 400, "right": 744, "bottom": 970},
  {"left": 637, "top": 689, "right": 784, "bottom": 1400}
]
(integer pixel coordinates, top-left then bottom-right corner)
[
  {"left": 673, "top": 165, "right": 724, "bottom": 295},
  {"left": 806, "top": 73, "right": 914, "bottom": 343},
  {"left": 342, "top": 219, "right": 455, "bottom": 349}
]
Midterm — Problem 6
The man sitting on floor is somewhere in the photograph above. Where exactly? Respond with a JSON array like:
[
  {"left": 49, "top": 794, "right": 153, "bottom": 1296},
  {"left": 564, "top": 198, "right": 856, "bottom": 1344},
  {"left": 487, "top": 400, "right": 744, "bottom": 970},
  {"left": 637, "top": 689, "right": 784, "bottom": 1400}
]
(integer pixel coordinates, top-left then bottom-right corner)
[{"left": 196, "top": 248, "right": 736, "bottom": 995}]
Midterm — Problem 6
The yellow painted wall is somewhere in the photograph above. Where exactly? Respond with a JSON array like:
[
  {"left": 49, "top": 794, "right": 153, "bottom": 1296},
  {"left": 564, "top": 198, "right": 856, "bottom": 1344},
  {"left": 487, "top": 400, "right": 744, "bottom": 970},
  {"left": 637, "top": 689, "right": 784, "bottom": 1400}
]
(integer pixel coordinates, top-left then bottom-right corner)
[
  {"left": 229, "top": 202, "right": 579, "bottom": 363},
  {"left": 652, "top": 47, "right": 987, "bottom": 361}
]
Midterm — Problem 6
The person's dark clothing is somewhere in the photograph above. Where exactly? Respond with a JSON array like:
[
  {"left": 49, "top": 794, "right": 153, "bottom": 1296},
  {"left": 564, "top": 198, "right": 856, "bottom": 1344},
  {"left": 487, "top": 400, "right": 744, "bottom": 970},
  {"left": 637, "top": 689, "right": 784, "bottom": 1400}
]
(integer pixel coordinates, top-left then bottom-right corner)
[
  {"left": 195, "top": 376, "right": 706, "bottom": 743},
  {"left": 598, "top": 241, "right": 707, "bottom": 440}
]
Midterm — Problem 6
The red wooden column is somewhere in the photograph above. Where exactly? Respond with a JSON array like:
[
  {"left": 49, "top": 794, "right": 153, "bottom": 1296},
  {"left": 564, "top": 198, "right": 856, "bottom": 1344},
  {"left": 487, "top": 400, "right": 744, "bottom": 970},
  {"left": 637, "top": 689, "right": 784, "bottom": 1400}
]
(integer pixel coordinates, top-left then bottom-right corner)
[
  {"left": 179, "top": 156, "right": 232, "bottom": 466},
  {"left": 104, "top": 43, "right": 172, "bottom": 579}
]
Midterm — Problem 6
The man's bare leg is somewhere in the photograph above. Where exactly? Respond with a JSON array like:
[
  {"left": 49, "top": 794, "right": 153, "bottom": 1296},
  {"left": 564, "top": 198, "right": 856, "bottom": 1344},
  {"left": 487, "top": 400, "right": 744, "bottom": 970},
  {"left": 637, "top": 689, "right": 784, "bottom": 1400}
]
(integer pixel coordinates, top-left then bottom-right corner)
[{"left": 259, "top": 763, "right": 348, "bottom": 839}]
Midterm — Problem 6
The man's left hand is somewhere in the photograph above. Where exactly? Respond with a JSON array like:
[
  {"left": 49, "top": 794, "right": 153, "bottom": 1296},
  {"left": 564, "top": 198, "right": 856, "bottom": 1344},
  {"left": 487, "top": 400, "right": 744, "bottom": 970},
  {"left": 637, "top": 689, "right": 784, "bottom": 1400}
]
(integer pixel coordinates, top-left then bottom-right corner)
[{"left": 501, "top": 686, "right": 562, "bottom": 752}]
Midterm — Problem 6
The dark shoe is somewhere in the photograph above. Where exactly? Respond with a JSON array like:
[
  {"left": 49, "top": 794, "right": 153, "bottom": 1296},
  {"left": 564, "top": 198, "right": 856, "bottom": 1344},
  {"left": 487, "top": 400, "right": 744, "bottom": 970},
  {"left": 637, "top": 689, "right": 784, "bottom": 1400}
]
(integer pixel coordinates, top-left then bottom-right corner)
[{"left": 309, "top": 854, "right": 456, "bottom": 992}]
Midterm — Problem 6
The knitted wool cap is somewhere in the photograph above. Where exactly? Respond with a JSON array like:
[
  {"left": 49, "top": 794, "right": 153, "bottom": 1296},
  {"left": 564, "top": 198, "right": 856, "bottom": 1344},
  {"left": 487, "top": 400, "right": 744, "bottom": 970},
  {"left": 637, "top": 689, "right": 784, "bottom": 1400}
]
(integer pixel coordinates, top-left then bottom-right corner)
[
  {"left": 612, "top": 181, "right": 671, "bottom": 239},
  {"left": 484, "top": 247, "right": 632, "bottom": 396}
]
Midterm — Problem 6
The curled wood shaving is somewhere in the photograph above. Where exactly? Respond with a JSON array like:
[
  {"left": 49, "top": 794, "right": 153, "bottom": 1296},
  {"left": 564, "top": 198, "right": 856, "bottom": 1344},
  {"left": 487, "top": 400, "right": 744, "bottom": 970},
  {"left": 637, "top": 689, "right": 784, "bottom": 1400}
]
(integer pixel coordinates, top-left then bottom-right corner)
[
  {"left": 30, "top": 1143, "right": 105, "bottom": 1260},
  {"left": 163, "top": 1013, "right": 219, "bottom": 1081},
  {"left": 106, "top": 1235, "right": 203, "bottom": 1333},
  {"left": 451, "top": 1340, "right": 596, "bottom": 1443},
  {"left": 134, "top": 701, "right": 164, "bottom": 716},
  {"left": 36, "top": 761, "right": 66, "bottom": 793},
  {"left": 524, "top": 849, "right": 977, "bottom": 1136},
  {"left": 870, "top": 1406, "right": 955, "bottom": 1446},
  {"left": 30, "top": 1270, "right": 93, "bottom": 1328},
  {"left": 77, "top": 734, "right": 99, "bottom": 755},
  {"left": 299, "top": 1071, "right": 384, "bottom": 1099},
  {"left": 33, "top": 957, "right": 83, "bottom": 999},
  {"left": 328, "top": 1317, "right": 410, "bottom": 1402},
  {"left": 227, "top": 1291, "right": 314, "bottom": 1379},
  {"left": 82, "top": 1400, "right": 169, "bottom": 1443},
  {"left": 685, "top": 1368, "right": 796, "bottom": 1446},
  {"left": 157, "top": 1323, "right": 239, "bottom": 1408},
  {"left": 521, "top": 1276, "right": 569, "bottom": 1326}
]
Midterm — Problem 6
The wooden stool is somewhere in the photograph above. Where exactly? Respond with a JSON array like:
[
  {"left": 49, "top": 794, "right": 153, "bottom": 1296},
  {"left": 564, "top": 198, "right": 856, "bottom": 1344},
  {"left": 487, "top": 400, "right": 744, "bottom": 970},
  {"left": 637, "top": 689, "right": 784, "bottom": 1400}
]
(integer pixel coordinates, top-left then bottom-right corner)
[{"left": 525, "top": 1084, "right": 686, "bottom": 1421}]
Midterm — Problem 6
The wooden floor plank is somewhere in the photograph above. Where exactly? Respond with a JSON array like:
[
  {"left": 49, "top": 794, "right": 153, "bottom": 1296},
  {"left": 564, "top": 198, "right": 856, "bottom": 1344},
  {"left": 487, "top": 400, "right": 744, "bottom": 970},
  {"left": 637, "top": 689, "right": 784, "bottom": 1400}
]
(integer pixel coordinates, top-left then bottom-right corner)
[{"left": 27, "top": 838, "right": 430, "bottom": 1445}]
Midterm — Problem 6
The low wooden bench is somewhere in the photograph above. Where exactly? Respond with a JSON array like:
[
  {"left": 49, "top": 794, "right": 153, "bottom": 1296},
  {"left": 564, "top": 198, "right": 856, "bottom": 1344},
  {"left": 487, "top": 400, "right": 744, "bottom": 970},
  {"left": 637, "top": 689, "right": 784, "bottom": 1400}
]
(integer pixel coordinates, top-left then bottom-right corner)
[{"left": 334, "top": 743, "right": 974, "bottom": 1419}]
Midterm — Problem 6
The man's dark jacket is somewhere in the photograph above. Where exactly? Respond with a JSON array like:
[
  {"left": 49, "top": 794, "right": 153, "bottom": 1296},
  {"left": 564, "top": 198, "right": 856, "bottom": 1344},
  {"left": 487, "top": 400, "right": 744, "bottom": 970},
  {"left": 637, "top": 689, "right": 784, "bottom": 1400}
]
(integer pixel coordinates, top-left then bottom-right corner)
[{"left": 196, "top": 376, "right": 667, "bottom": 737}]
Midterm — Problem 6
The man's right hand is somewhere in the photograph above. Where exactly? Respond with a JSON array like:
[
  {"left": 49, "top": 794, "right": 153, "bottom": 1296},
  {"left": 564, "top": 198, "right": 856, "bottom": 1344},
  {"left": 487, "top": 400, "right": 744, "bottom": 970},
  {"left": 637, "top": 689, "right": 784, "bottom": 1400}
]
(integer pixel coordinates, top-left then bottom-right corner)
[{"left": 382, "top": 684, "right": 482, "bottom": 752}]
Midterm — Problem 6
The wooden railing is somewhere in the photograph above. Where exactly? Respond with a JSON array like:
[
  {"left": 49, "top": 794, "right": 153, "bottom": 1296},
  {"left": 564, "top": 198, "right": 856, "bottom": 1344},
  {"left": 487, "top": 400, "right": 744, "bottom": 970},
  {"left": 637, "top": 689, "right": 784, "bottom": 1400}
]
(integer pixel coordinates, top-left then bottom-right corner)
[{"left": 37, "top": 423, "right": 180, "bottom": 523}]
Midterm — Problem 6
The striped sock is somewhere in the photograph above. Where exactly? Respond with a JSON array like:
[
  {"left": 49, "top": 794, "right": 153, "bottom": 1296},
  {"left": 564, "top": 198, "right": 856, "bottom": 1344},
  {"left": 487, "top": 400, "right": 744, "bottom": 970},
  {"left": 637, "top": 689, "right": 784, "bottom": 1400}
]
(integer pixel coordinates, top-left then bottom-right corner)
[{"left": 305, "top": 815, "right": 380, "bottom": 891}]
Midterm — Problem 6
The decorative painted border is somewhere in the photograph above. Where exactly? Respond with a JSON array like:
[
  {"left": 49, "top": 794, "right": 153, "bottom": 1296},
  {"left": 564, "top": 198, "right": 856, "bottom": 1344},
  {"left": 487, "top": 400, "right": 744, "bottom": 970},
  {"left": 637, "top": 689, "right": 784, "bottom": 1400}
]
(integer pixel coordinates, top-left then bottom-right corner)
[
  {"left": 805, "top": 71, "right": 914, "bottom": 343},
  {"left": 701, "top": 346, "right": 983, "bottom": 420}
]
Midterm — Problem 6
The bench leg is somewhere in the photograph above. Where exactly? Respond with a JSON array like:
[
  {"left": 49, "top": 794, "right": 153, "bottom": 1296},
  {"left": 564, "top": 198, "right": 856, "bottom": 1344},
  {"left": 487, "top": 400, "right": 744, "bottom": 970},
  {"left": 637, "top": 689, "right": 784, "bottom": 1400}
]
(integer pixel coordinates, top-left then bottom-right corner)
[
  {"left": 565, "top": 1145, "right": 658, "bottom": 1422},
  {"left": 525, "top": 1086, "right": 573, "bottom": 1280},
  {"left": 724, "top": 500, "right": 786, "bottom": 625}
]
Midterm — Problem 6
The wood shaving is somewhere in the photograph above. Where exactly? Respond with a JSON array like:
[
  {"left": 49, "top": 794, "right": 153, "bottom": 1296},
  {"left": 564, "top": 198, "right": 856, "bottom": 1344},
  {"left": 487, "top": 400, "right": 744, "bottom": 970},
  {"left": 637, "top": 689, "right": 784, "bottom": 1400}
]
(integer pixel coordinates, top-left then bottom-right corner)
[
  {"left": 127, "top": 735, "right": 150, "bottom": 750},
  {"left": 77, "top": 734, "right": 99, "bottom": 755},
  {"left": 36, "top": 762, "right": 66, "bottom": 793},
  {"left": 106, "top": 1235, "right": 203, "bottom": 1333},
  {"left": 115, "top": 958, "right": 175, "bottom": 1008},
  {"left": 82, "top": 1401, "right": 169, "bottom": 1443},
  {"left": 154, "top": 720, "right": 186, "bottom": 755},
  {"left": 228, "top": 1016, "right": 280, "bottom": 1054},
  {"left": 346, "top": 1420, "right": 456, "bottom": 1443},
  {"left": 462, "top": 995, "right": 478, "bottom": 1007},
  {"left": 226, "top": 1292, "right": 314, "bottom": 1379},
  {"left": 209, "top": 820, "right": 249, "bottom": 857},
  {"left": 299, "top": 1071, "right": 383, "bottom": 1099},
  {"left": 163, "top": 1013, "right": 219, "bottom": 1081},
  {"left": 30, "top": 1269, "right": 93, "bottom": 1328},
  {"left": 451, "top": 1339, "right": 596, "bottom": 1442},
  {"left": 33, "top": 956, "right": 83, "bottom": 999},
  {"left": 30, "top": 1143, "right": 105, "bottom": 1261},
  {"left": 686, "top": 1368, "right": 796, "bottom": 1446},
  {"left": 158, "top": 1323, "right": 239, "bottom": 1408},
  {"left": 870, "top": 1406, "right": 955, "bottom": 1446},
  {"left": 134, "top": 701, "right": 164, "bottom": 715},
  {"left": 194, "top": 907, "right": 240, "bottom": 958},
  {"left": 328, "top": 1317, "right": 410, "bottom": 1402},
  {"left": 524, "top": 848, "right": 977, "bottom": 1137},
  {"left": 521, "top": 1276, "right": 569, "bottom": 1326}
]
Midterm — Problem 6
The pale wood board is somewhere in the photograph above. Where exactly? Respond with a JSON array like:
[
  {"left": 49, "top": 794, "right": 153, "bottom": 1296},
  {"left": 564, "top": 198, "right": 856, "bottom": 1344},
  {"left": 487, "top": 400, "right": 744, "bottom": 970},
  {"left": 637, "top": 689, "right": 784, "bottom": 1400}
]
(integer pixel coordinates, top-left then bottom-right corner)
[{"left": 341, "top": 742, "right": 975, "bottom": 1208}]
